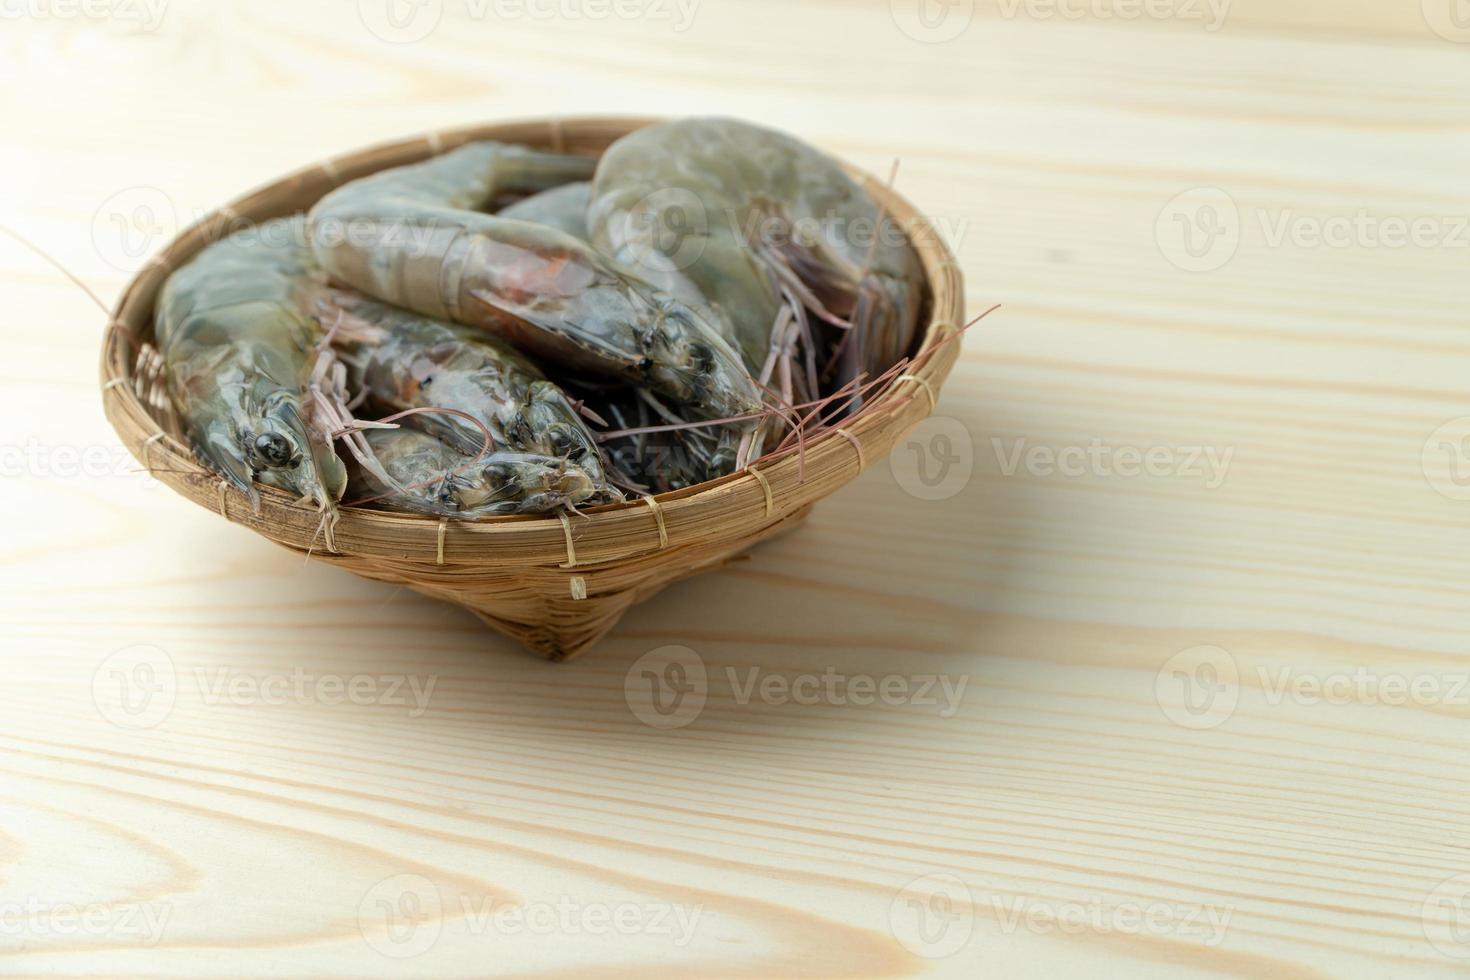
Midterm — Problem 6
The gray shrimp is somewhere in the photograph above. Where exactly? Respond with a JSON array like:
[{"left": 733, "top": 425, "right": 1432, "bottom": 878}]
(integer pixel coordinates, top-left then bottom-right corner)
[
  {"left": 155, "top": 216, "right": 347, "bottom": 528},
  {"left": 356, "top": 427, "right": 599, "bottom": 517},
  {"left": 499, "top": 181, "right": 593, "bottom": 241},
  {"left": 314, "top": 286, "right": 618, "bottom": 501},
  {"left": 307, "top": 142, "right": 763, "bottom": 444},
  {"left": 589, "top": 117, "right": 925, "bottom": 404}
]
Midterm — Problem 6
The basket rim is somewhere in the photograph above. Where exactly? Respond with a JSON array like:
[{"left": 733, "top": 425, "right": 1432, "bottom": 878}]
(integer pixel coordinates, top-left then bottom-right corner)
[{"left": 99, "top": 115, "right": 967, "bottom": 568}]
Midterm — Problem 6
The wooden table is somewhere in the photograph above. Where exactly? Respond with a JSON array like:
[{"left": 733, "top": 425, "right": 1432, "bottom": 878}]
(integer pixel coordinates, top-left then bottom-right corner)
[{"left": 3, "top": 1, "right": 1468, "bottom": 975}]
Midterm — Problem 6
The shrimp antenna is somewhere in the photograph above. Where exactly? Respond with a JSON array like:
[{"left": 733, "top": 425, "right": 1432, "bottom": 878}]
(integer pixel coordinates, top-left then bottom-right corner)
[
  {"left": 0, "top": 225, "right": 135, "bottom": 344},
  {"left": 767, "top": 305, "right": 999, "bottom": 465},
  {"left": 776, "top": 305, "right": 998, "bottom": 456},
  {"left": 593, "top": 304, "right": 1000, "bottom": 451}
]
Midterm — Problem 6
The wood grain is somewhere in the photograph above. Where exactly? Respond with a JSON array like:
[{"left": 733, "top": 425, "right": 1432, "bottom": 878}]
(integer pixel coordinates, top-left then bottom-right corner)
[{"left": 3, "top": 0, "right": 1469, "bottom": 976}]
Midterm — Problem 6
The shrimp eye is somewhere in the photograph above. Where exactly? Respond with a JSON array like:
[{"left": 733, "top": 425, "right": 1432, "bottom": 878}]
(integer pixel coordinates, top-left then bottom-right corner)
[
  {"left": 254, "top": 432, "right": 293, "bottom": 467},
  {"left": 636, "top": 356, "right": 654, "bottom": 372},
  {"left": 507, "top": 415, "right": 533, "bottom": 446},
  {"left": 688, "top": 342, "right": 715, "bottom": 373},
  {"left": 547, "top": 425, "right": 579, "bottom": 457},
  {"left": 483, "top": 462, "right": 519, "bottom": 487}
]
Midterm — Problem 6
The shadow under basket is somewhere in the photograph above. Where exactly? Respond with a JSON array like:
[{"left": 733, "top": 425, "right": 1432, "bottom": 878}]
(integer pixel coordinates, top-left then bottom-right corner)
[{"left": 100, "top": 117, "right": 966, "bottom": 661}]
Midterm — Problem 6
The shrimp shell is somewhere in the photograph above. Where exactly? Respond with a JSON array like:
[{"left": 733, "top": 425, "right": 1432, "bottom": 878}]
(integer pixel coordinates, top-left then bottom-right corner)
[
  {"left": 357, "top": 427, "right": 600, "bottom": 517},
  {"left": 156, "top": 216, "right": 347, "bottom": 524},
  {"left": 307, "top": 142, "right": 763, "bottom": 428},
  {"left": 315, "top": 286, "right": 617, "bottom": 498},
  {"left": 589, "top": 117, "right": 925, "bottom": 395}
]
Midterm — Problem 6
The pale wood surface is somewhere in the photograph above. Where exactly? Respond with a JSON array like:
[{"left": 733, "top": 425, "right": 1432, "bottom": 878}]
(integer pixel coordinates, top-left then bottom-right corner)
[{"left": 3, "top": 1, "right": 1469, "bottom": 976}]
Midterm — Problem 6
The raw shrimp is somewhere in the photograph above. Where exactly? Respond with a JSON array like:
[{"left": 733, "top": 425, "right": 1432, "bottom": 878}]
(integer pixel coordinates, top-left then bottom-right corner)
[
  {"left": 155, "top": 216, "right": 348, "bottom": 526},
  {"left": 495, "top": 179, "right": 754, "bottom": 473},
  {"left": 355, "top": 427, "right": 599, "bottom": 517},
  {"left": 499, "top": 181, "right": 592, "bottom": 241},
  {"left": 307, "top": 142, "right": 763, "bottom": 435},
  {"left": 588, "top": 117, "right": 925, "bottom": 404},
  {"left": 500, "top": 180, "right": 727, "bottom": 331},
  {"left": 314, "top": 286, "right": 617, "bottom": 499}
]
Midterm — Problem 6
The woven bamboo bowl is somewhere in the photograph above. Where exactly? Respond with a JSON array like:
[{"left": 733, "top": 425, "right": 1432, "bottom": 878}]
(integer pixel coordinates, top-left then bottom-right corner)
[{"left": 99, "top": 117, "right": 965, "bottom": 661}]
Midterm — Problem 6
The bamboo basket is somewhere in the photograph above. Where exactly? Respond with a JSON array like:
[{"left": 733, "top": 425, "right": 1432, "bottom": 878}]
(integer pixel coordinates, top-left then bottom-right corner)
[{"left": 99, "top": 117, "right": 966, "bottom": 661}]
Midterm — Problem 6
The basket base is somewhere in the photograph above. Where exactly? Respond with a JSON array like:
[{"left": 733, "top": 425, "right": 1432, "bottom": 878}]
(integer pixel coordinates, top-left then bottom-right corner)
[{"left": 304, "top": 505, "right": 813, "bottom": 661}]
